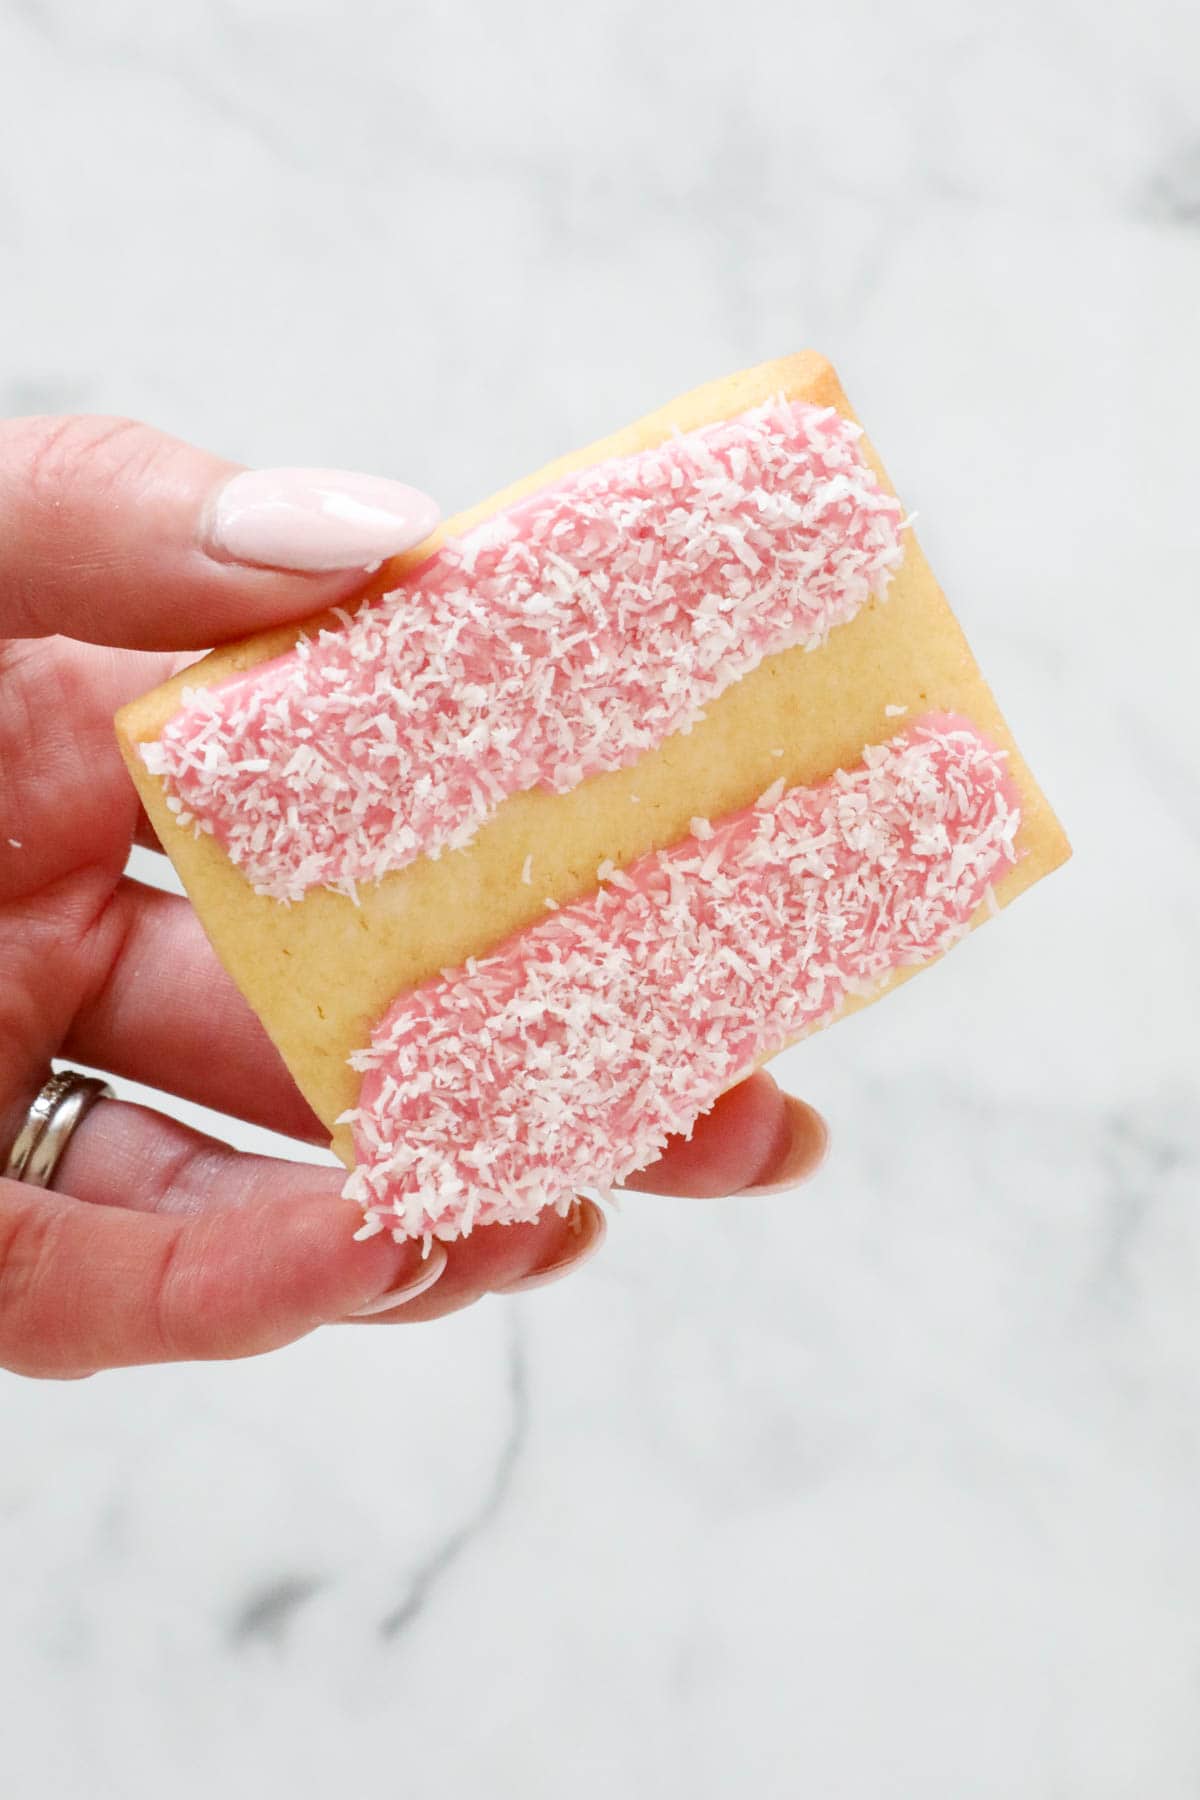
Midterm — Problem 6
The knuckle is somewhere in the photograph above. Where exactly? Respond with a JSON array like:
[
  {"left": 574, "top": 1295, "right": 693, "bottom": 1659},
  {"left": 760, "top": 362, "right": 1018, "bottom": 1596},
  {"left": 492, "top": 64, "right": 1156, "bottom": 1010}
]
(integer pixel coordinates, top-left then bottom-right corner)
[
  {"left": 0, "top": 1199, "right": 69, "bottom": 1376},
  {"left": 147, "top": 1227, "right": 192, "bottom": 1363},
  {"left": 0, "top": 1196, "right": 61, "bottom": 1313},
  {"left": 13, "top": 413, "right": 156, "bottom": 512}
]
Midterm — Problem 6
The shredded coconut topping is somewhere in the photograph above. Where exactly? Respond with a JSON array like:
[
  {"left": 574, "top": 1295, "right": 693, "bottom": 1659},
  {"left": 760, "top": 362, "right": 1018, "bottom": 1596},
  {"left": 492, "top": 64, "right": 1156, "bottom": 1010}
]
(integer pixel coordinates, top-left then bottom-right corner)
[
  {"left": 142, "top": 399, "right": 905, "bottom": 901},
  {"left": 342, "top": 716, "right": 1020, "bottom": 1242}
]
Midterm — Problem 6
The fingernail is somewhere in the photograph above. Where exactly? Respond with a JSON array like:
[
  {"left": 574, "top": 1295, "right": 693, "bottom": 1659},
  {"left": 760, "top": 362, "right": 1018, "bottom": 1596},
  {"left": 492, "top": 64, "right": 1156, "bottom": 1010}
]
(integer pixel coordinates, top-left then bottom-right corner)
[
  {"left": 207, "top": 467, "right": 441, "bottom": 572},
  {"left": 347, "top": 1241, "right": 449, "bottom": 1316},
  {"left": 495, "top": 1199, "right": 607, "bottom": 1296},
  {"left": 736, "top": 1096, "right": 830, "bottom": 1195}
]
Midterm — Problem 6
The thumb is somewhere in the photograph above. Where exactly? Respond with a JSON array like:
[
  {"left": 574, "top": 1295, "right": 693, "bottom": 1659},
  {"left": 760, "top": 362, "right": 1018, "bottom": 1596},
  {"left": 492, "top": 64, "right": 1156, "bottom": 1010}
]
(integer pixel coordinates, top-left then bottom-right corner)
[{"left": 0, "top": 414, "right": 440, "bottom": 650}]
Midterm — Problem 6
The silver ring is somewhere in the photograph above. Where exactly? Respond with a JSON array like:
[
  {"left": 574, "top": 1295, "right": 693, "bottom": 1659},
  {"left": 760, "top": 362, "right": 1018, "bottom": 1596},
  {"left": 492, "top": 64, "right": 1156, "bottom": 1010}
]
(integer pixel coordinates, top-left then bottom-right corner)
[{"left": 2, "top": 1070, "right": 114, "bottom": 1190}]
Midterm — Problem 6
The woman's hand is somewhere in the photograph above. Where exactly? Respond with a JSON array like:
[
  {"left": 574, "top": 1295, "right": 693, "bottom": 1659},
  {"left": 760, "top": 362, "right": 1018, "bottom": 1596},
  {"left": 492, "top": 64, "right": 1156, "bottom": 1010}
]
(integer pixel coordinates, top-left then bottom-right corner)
[{"left": 0, "top": 415, "right": 827, "bottom": 1379}]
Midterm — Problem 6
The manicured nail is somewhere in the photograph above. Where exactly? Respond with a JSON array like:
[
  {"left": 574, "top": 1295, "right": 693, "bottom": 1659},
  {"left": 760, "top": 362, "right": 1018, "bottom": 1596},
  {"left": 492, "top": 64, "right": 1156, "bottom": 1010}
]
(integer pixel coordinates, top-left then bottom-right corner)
[
  {"left": 207, "top": 468, "right": 441, "bottom": 572},
  {"left": 347, "top": 1241, "right": 449, "bottom": 1316},
  {"left": 495, "top": 1199, "right": 607, "bottom": 1296},
  {"left": 736, "top": 1096, "right": 830, "bottom": 1194}
]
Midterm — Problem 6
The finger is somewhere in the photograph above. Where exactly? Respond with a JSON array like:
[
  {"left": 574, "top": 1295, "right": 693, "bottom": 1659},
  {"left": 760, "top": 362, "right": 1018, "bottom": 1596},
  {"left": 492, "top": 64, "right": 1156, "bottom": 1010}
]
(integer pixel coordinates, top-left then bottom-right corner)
[
  {"left": 0, "top": 1170, "right": 431, "bottom": 1378},
  {"left": 55, "top": 1090, "right": 605, "bottom": 1303},
  {"left": 0, "top": 1099, "right": 606, "bottom": 1373},
  {"left": 353, "top": 1076, "right": 818, "bottom": 1326},
  {"left": 132, "top": 799, "right": 164, "bottom": 854},
  {"left": 623, "top": 1070, "right": 829, "bottom": 1197},
  {"left": 351, "top": 1198, "right": 609, "bottom": 1324},
  {"left": 56, "top": 1097, "right": 608, "bottom": 1298},
  {"left": 63, "top": 878, "right": 327, "bottom": 1144},
  {"left": 0, "top": 415, "right": 440, "bottom": 650}
]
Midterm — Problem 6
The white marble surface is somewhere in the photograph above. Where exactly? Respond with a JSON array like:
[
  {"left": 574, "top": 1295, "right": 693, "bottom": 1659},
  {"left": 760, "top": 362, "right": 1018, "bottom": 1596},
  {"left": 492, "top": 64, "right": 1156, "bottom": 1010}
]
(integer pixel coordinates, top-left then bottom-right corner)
[{"left": 2, "top": 0, "right": 1199, "bottom": 1793}]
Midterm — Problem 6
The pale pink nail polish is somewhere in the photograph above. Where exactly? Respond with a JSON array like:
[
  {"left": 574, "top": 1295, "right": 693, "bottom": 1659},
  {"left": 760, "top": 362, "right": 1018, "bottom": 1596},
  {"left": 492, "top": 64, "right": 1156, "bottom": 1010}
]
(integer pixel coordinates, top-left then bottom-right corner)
[
  {"left": 494, "top": 1200, "right": 608, "bottom": 1296},
  {"left": 208, "top": 467, "right": 441, "bottom": 573},
  {"left": 346, "top": 1242, "right": 448, "bottom": 1316}
]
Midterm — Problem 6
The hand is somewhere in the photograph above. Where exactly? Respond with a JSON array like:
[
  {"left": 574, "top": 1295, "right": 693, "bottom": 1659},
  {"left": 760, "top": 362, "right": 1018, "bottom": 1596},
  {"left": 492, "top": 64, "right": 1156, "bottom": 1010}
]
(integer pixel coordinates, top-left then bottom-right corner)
[{"left": 0, "top": 415, "right": 828, "bottom": 1379}]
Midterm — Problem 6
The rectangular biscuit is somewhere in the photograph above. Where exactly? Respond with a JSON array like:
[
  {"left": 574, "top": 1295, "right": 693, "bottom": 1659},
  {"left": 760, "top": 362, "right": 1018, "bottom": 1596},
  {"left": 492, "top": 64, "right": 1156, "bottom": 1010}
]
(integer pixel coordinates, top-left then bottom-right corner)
[{"left": 116, "top": 352, "right": 1070, "bottom": 1186}]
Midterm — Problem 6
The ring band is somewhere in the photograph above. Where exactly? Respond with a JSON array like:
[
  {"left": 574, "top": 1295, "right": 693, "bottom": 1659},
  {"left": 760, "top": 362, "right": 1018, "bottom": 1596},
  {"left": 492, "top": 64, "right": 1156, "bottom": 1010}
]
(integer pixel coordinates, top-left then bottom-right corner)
[{"left": 3, "top": 1070, "right": 114, "bottom": 1190}]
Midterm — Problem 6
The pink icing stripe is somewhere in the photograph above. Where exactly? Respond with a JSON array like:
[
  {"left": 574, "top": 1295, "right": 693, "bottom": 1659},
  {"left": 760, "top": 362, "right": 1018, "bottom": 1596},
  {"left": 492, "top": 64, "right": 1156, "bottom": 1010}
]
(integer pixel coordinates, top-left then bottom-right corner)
[
  {"left": 142, "top": 399, "right": 904, "bottom": 902},
  {"left": 343, "top": 716, "right": 1020, "bottom": 1243}
]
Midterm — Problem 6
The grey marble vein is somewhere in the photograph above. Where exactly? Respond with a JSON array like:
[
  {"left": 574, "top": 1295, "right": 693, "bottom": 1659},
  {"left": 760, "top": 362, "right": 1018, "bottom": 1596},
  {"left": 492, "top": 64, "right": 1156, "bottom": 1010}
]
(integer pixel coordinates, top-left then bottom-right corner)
[
  {"left": 1096, "top": 1103, "right": 1197, "bottom": 1286},
  {"left": 229, "top": 1573, "right": 327, "bottom": 1649},
  {"left": 1141, "top": 141, "right": 1200, "bottom": 227},
  {"left": 379, "top": 1314, "right": 528, "bottom": 1641}
]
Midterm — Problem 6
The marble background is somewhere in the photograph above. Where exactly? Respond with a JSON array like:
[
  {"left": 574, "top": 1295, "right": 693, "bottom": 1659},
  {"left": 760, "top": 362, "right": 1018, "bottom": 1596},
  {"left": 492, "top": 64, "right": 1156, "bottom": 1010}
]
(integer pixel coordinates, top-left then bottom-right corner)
[{"left": 2, "top": 0, "right": 1199, "bottom": 1793}]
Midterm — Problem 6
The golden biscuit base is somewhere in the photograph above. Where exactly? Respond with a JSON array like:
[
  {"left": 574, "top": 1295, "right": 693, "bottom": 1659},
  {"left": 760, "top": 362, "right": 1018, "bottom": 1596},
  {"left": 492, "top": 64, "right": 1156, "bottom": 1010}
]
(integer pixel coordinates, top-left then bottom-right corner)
[{"left": 116, "top": 353, "right": 1070, "bottom": 1166}]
